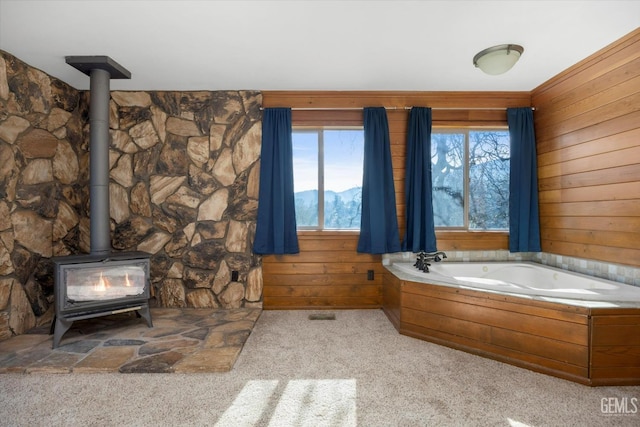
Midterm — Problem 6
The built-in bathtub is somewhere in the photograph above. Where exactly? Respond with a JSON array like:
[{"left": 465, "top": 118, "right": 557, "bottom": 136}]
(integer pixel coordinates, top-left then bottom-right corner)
[
  {"left": 383, "top": 261, "right": 640, "bottom": 386},
  {"left": 391, "top": 261, "right": 640, "bottom": 305}
]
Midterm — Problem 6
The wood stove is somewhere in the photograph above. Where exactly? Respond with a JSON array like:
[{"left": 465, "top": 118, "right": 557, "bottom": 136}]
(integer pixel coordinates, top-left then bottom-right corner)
[
  {"left": 51, "top": 252, "right": 152, "bottom": 348},
  {"left": 50, "top": 56, "right": 153, "bottom": 348}
]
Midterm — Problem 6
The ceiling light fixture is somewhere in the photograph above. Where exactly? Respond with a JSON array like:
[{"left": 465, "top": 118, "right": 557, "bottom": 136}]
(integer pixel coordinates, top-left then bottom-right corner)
[{"left": 473, "top": 44, "right": 524, "bottom": 75}]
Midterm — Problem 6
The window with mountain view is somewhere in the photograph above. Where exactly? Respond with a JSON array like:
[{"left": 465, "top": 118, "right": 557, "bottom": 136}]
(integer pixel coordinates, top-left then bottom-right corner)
[
  {"left": 431, "top": 130, "right": 510, "bottom": 230},
  {"left": 292, "top": 129, "right": 364, "bottom": 230}
]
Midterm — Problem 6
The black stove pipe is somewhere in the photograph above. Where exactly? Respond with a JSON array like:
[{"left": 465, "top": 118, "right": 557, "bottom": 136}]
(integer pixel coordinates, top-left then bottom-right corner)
[
  {"left": 88, "top": 68, "right": 111, "bottom": 255},
  {"left": 66, "top": 56, "right": 131, "bottom": 255}
]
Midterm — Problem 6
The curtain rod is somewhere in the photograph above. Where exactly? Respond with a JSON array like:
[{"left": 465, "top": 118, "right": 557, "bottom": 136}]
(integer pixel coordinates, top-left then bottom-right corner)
[{"left": 260, "top": 106, "right": 535, "bottom": 111}]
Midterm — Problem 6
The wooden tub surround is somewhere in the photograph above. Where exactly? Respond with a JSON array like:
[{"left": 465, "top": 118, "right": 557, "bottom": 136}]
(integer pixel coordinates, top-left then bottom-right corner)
[{"left": 383, "top": 269, "right": 640, "bottom": 386}]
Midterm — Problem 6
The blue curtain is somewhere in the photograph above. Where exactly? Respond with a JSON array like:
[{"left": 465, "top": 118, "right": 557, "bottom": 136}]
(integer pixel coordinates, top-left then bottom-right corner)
[
  {"left": 357, "top": 107, "right": 401, "bottom": 254},
  {"left": 507, "top": 107, "right": 542, "bottom": 252},
  {"left": 253, "top": 108, "right": 299, "bottom": 254},
  {"left": 402, "top": 107, "right": 437, "bottom": 252}
]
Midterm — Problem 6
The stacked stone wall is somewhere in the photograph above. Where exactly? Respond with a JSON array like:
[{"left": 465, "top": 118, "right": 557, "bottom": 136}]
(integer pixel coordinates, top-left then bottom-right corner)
[
  {"left": 0, "top": 51, "right": 86, "bottom": 339},
  {"left": 0, "top": 50, "right": 264, "bottom": 342},
  {"left": 106, "top": 90, "right": 263, "bottom": 310}
]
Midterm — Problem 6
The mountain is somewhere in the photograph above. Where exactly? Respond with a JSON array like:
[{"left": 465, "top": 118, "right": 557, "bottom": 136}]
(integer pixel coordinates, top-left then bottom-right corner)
[{"left": 295, "top": 187, "right": 361, "bottom": 204}]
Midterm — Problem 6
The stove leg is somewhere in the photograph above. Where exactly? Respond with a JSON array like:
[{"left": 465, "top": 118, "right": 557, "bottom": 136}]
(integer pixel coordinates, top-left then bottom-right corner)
[
  {"left": 52, "top": 317, "right": 73, "bottom": 349},
  {"left": 137, "top": 304, "right": 153, "bottom": 328}
]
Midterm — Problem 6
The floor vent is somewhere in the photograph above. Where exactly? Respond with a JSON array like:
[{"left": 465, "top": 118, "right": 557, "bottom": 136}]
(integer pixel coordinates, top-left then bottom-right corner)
[{"left": 308, "top": 313, "right": 336, "bottom": 320}]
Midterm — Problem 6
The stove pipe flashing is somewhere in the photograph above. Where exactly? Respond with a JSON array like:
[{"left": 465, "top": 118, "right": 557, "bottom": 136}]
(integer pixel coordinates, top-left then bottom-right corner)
[{"left": 66, "top": 56, "right": 131, "bottom": 255}]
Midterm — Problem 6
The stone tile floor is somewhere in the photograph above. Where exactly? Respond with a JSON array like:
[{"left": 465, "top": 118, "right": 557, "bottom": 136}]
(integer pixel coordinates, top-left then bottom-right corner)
[{"left": 0, "top": 308, "right": 261, "bottom": 374}]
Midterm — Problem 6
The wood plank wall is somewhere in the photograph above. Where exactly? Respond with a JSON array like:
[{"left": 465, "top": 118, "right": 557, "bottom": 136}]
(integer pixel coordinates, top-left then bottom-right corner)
[
  {"left": 262, "top": 232, "right": 383, "bottom": 309},
  {"left": 261, "top": 91, "right": 530, "bottom": 309},
  {"left": 531, "top": 28, "right": 640, "bottom": 268}
]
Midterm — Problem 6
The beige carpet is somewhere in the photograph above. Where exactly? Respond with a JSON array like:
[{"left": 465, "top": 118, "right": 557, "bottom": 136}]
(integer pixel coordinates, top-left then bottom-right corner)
[{"left": 0, "top": 309, "right": 638, "bottom": 426}]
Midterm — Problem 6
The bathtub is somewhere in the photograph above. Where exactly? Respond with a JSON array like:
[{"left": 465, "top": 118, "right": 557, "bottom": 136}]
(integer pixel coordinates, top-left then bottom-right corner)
[
  {"left": 389, "top": 261, "right": 640, "bottom": 306},
  {"left": 383, "top": 261, "right": 640, "bottom": 386}
]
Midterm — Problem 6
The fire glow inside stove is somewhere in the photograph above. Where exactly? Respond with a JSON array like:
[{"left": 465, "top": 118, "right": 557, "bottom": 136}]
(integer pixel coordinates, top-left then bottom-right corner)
[{"left": 51, "top": 252, "right": 153, "bottom": 348}]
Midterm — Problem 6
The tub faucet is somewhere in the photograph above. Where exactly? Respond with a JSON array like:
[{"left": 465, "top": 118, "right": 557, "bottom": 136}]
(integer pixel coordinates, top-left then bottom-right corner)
[
  {"left": 414, "top": 252, "right": 431, "bottom": 272},
  {"left": 426, "top": 251, "right": 447, "bottom": 263},
  {"left": 414, "top": 251, "right": 447, "bottom": 273}
]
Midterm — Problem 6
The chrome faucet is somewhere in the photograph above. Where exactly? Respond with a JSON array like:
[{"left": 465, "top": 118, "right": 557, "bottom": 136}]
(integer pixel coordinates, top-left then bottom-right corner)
[{"left": 414, "top": 251, "right": 447, "bottom": 272}]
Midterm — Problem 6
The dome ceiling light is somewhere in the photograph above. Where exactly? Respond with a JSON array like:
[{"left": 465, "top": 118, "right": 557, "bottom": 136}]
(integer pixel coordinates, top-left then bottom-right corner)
[{"left": 473, "top": 44, "right": 524, "bottom": 75}]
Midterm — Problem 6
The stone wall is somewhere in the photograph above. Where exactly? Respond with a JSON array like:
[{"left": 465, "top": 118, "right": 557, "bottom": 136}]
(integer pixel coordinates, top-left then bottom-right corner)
[
  {"left": 0, "top": 50, "right": 264, "bottom": 342},
  {"left": 0, "top": 51, "right": 86, "bottom": 339},
  {"left": 106, "top": 90, "right": 263, "bottom": 310}
]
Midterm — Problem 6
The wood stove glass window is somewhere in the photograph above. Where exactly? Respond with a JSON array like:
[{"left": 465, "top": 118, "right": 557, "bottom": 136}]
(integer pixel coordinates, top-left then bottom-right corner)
[{"left": 65, "top": 263, "right": 146, "bottom": 302}]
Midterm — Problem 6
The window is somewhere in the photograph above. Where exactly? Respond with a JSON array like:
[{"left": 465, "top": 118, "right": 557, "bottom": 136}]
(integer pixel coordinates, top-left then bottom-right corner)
[
  {"left": 292, "top": 129, "right": 364, "bottom": 230},
  {"left": 431, "top": 129, "right": 510, "bottom": 230}
]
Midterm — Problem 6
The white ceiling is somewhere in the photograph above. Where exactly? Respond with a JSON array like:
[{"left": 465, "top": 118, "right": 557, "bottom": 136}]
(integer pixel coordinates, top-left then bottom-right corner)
[{"left": 0, "top": 0, "right": 638, "bottom": 92}]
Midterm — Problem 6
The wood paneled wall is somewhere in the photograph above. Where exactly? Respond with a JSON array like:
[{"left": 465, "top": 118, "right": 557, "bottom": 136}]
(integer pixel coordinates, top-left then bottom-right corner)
[
  {"left": 262, "top": 232, "right": 383, "bottom": 309},
  {"left": 261, "top": 91, "right": 529, "bottom": 309},
  {"left": 531, "top": 28, "right": 640, "bottom": 268}
]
